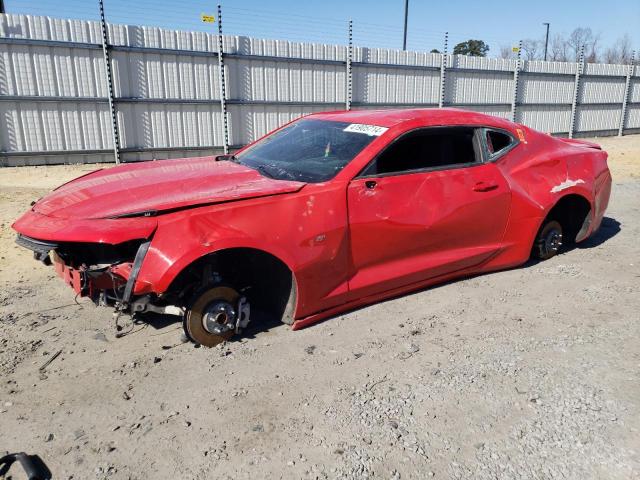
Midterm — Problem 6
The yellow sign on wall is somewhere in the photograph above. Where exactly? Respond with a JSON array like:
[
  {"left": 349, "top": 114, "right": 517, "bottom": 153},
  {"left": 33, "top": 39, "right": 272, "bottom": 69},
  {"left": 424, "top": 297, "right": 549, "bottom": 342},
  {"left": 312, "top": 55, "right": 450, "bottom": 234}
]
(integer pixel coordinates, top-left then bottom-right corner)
[{"left": 201, "top": 14, "right": 215, "bottom": 23}]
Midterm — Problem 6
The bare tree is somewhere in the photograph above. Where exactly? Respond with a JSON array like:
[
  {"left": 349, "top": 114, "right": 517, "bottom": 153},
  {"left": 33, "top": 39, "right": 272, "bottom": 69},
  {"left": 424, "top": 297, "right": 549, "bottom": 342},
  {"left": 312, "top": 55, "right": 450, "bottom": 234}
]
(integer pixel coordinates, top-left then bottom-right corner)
[
  {"left": 566, "top": 28, "right": 588, "bottom": 60},
  {"left": 603, "top": 34, "right": 634, "bottom": 64},
  {"left": 566, "top": 27, "right": 600, "bottom": 62},
  {"left": 499, "top": 45, "right": 515, "bottom": 59},
  {"left": 586, "top": 33, "right": 601, "bottom": 63},
  {"left": 549, "top": 33, "right": 568, "bottom": 62},
  {"left": 492, "top": 27, "right": 633, "bottom": 64},
  {"left": 521, "top": 39, "right": 541, "bottom": 60}
]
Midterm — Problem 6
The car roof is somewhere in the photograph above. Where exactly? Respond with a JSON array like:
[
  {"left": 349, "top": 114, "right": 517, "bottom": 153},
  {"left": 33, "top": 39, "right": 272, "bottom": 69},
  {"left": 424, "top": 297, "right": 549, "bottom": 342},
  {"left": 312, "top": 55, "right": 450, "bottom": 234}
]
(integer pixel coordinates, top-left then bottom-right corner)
[{"left": 309, "top": 107, "right": 515, "bottom": 130}]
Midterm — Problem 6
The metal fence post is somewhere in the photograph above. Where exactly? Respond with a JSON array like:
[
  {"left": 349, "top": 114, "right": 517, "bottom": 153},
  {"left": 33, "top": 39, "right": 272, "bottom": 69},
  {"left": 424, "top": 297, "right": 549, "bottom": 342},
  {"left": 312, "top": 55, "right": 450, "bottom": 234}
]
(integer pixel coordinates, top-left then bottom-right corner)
[
  {"left": 98, "top": 0, "right": 121, "bottom": 164},
  {"left": 618, "top": 51, "right": 636, "bottom": 137},
  {"left": 216, "top": 4, "right": 229, "bottom": 154},
  {"left": 438, "top": 32, "right": 448, "bottom": 108},
  {"left": 345, "top": 19, "right": 353, "bottom": 111},
  {"left": 568, "top": 45, "right": 585, "bottom": 139},
  {"left": 510, "top": 40, "right": 523, "bottom": 122}
]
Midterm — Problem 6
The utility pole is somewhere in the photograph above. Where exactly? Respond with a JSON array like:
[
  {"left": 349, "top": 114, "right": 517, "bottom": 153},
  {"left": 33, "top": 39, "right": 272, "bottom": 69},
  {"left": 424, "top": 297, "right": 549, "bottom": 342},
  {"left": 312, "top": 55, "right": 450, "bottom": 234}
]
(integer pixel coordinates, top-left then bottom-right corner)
[
  {"left": 0, "top": 0, "right": 5, "bottom": 14},
  {"left": 543, "top": 22, "right": 550, "bottom": 61},
  {"left": 402, "top": 0, "right": 409, "bottom": 50}
]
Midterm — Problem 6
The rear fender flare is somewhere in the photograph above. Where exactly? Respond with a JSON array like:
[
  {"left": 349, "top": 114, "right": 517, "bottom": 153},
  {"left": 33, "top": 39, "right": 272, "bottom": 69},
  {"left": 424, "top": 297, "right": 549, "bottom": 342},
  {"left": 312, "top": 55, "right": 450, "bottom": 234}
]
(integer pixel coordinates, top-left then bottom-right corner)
[{"left": 529, "top": 188, "right": 594, "bottom": 249}]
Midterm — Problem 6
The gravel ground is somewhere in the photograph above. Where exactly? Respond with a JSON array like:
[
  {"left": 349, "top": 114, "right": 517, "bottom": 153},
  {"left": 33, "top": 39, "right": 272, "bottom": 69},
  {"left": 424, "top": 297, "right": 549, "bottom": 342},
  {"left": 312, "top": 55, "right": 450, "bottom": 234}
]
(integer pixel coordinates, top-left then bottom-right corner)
[{"left": 0, "top": 135, "right": 639, "bottom": 479}]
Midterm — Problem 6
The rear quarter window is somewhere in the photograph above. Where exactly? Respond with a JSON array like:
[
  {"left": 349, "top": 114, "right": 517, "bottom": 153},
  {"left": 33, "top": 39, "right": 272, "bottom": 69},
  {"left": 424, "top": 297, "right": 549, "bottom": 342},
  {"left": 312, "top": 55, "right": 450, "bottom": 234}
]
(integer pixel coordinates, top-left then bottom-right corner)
[{"left": 485, "top": 129, "right": 518, "bottom": 159}]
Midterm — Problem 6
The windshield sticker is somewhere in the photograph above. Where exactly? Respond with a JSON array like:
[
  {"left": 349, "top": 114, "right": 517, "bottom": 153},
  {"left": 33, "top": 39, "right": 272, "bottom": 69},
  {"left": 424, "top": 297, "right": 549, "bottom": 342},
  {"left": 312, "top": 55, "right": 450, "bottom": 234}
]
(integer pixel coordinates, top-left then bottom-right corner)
[{"left": 343, "top": 124, "right": 388, "bottom": 136}]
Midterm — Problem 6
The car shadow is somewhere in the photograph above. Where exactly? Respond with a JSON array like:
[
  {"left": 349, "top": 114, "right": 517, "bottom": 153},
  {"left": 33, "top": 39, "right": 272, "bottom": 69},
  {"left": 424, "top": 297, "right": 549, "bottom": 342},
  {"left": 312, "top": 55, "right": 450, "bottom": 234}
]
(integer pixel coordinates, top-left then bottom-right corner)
[
  {"left": 575, "top": 216, "right": 621, "bottom": 249},
  {"left": 135, "top": 308, "right": 284, "bottom": 341},
  {"left": 522, "top": 215, "right": 621, "bottom": 268},
  {"left": 135, "top": 312, "right": 177, "bottom": 330},
  {"left": 239, "top": 309, "right": 285, "bottom": 339}
]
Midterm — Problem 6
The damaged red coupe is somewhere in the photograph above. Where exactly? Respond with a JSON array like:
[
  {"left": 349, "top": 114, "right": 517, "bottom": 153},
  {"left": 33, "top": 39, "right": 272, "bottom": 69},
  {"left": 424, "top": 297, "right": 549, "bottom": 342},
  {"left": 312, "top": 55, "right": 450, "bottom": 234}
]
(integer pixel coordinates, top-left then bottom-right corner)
[{"left": 13, "top": 109, "right": 611, "bottom": 346}]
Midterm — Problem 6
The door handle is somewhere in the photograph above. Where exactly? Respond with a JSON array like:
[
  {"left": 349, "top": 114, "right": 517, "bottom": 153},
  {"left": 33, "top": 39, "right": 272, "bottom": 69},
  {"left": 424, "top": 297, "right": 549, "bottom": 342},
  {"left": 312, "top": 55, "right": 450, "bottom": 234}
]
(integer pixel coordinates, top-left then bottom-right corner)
[
  {"left": 365, "top": 180, "right": 377, "bottom": 189},
  {"left": 473, "top": 181, "right": 498, "bottom": 192}
]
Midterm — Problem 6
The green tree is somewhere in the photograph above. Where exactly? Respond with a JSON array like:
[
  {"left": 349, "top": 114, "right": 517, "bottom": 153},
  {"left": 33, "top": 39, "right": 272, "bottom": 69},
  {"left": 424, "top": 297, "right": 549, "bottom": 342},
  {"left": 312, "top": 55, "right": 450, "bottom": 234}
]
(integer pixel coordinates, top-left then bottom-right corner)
[
  {"left": 452, "top": 39, "right": 489, "bottom": 57},
  {"left": 430, "top": 48, "right": 441, "bottom": 54}
]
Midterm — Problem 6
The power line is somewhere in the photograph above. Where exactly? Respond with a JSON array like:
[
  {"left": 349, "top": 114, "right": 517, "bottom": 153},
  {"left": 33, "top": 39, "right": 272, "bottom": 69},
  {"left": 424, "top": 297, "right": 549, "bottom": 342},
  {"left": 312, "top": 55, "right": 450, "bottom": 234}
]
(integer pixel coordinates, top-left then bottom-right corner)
[{"left": 3, "top": 1, "right": 521, "bottom": 56}]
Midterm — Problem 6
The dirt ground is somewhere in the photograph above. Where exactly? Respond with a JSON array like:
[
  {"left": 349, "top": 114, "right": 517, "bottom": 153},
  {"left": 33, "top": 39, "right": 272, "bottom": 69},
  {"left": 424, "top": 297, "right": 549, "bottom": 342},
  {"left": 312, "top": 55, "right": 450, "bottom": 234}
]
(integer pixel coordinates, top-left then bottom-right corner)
[{"left": 0, "top": 135, "right": 639, "bottom": 480}]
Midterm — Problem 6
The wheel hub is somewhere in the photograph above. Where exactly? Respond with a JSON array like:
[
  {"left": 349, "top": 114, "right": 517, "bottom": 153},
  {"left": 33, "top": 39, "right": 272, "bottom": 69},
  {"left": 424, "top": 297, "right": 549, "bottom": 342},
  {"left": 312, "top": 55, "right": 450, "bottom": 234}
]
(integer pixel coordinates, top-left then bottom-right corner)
[
  {"left": 183, "top": 286, "right": 249, "bottom": 347},
  {"left": 543, "top": 229, "right": 563, "bottom": 255},
  {"left": 202, "top": 301, "right": 237, "bottom": 335}
]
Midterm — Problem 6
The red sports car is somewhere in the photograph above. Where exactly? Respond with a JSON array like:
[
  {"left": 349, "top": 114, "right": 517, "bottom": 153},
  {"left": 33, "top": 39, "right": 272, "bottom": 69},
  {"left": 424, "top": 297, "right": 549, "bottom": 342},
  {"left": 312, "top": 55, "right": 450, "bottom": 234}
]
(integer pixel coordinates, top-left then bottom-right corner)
[{"left": 13, "top": 108, "right": 611, "bottom": 346}]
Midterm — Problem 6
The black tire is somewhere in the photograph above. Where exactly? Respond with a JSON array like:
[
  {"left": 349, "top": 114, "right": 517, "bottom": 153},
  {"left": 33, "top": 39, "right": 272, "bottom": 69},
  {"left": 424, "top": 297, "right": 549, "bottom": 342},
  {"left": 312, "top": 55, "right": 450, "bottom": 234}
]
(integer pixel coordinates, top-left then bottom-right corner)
[{"left": 533, "top": 219, "right": 563, "bottom": 260}]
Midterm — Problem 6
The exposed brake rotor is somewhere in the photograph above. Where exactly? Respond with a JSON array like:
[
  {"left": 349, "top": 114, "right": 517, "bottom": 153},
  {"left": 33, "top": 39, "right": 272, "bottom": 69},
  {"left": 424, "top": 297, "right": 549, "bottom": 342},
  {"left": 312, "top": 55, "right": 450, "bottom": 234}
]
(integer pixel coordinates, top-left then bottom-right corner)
[{"left": 183, "top": 286, "right": 249, "bottom": 347}]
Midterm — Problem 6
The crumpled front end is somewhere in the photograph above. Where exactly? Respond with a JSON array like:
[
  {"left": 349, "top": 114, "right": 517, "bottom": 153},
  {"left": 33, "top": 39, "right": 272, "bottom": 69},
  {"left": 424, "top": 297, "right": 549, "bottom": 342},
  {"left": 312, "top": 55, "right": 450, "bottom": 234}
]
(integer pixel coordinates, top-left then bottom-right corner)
[
  {"left": 12, "top": 206, "right": 158, "bottom": 311},
  {"left": 15, "top": 232, "right": 151, "bottom": 307}
]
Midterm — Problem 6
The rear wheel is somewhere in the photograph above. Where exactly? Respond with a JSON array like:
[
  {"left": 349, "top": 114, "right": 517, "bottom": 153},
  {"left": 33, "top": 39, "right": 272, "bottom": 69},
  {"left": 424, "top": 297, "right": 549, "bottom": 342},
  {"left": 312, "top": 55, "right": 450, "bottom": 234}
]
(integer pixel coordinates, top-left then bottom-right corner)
[
  {"left": 183, "top": 285, "right": 250, "bottom": 347},
  {"left": 534, "top": 219, "right": 563, "bottom": 260}
]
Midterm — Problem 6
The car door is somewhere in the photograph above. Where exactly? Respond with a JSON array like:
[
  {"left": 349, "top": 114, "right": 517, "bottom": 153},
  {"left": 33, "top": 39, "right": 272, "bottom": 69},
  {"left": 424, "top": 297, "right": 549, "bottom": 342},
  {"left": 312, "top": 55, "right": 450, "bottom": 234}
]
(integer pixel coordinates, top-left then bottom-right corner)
[{"left": 346, "top": 126, "right": 512, "bottom": 299}]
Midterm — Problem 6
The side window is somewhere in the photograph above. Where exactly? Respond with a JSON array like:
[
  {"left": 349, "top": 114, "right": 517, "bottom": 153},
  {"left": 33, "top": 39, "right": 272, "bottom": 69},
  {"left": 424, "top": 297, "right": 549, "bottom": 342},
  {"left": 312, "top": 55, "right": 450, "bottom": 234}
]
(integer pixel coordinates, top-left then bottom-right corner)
[
  {"left": 362, "top": 127, "right": 482, "bottom": 177},
  {"left": 486, "top": 130, "right": 514, "bottom": 156}
]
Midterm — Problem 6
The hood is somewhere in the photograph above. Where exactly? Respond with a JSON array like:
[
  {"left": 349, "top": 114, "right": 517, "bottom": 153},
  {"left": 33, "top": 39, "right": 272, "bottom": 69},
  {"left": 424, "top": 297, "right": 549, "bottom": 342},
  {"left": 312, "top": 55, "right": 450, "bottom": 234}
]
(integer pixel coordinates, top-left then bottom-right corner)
[{"left": 33, "top": 157, "right": 306, "bottom": 219}]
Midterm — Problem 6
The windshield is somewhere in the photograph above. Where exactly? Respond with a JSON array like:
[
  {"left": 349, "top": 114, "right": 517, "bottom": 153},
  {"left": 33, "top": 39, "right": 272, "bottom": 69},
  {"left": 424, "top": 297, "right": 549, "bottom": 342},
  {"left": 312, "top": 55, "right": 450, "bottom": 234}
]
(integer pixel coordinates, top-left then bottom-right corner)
[{"left": 236, "top": 119, "right": 384, "bottom": 183}]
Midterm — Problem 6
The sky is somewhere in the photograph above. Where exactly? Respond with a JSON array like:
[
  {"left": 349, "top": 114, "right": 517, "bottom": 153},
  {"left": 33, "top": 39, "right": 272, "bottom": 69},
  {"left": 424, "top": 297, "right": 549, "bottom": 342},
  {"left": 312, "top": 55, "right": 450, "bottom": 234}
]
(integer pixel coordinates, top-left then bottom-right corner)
[{"left": 5, "top": 0, "right": 640, "bottom": 55}]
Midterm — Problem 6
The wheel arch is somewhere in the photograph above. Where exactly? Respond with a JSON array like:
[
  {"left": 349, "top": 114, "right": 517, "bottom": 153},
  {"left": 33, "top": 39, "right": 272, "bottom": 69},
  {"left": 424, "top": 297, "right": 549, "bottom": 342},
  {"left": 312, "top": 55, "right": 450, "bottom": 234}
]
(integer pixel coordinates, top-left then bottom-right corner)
[
  {"left": 532, "top": 192, "right": 593, "bottom": 251},
  {"left": 163, "top": 246, "right": 299, "bottom": 325}
]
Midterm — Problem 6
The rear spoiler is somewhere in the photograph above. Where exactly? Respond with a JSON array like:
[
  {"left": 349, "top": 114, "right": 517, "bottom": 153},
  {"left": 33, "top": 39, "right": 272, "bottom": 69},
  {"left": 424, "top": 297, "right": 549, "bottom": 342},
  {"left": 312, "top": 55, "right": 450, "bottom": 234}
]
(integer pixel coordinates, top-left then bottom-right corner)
[{"left": 558, "top": 138, "right": 601, "bottom": 150}]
